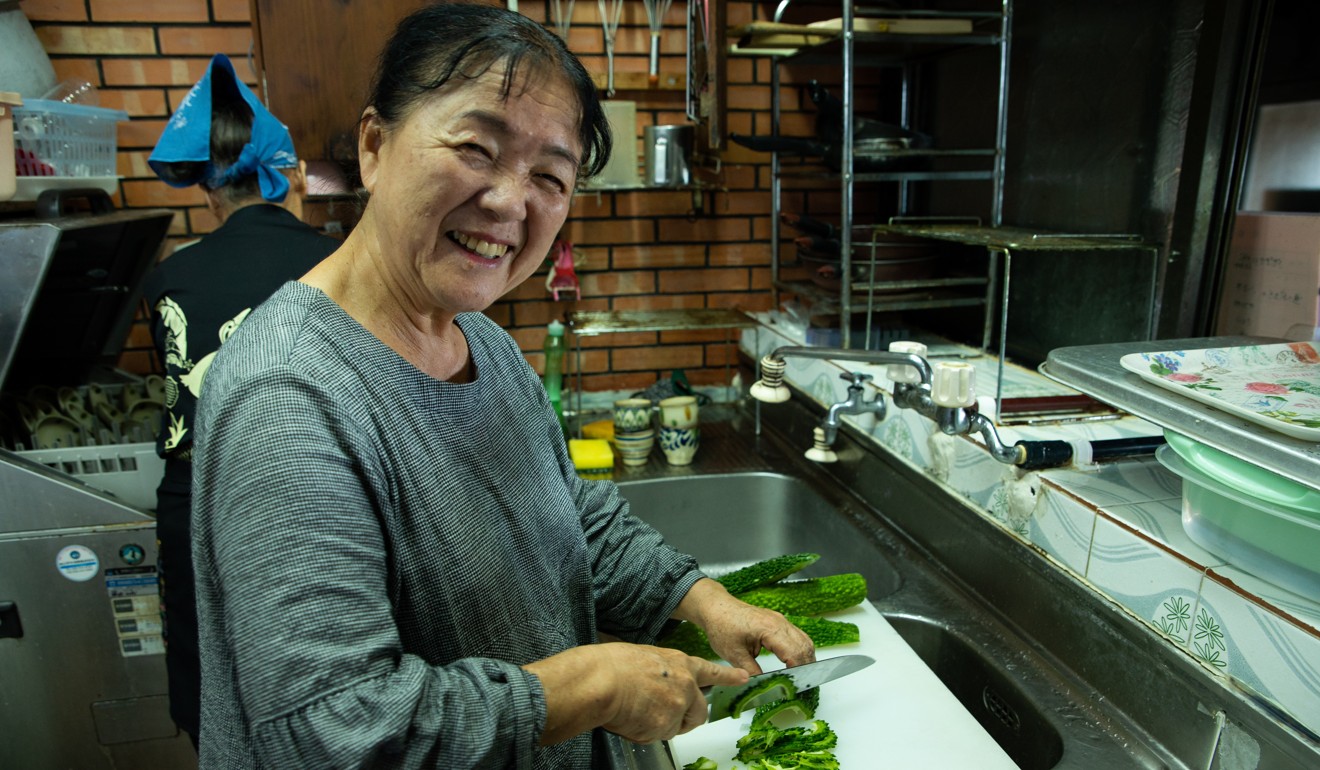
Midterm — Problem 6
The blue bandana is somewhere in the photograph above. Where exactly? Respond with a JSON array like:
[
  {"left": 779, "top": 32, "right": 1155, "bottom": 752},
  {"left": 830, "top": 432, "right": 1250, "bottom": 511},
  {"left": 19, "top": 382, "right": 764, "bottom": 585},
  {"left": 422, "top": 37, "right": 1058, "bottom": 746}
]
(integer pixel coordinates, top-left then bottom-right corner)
[{"left": 148, "top": 54, "right": 297, "bottom": 202}]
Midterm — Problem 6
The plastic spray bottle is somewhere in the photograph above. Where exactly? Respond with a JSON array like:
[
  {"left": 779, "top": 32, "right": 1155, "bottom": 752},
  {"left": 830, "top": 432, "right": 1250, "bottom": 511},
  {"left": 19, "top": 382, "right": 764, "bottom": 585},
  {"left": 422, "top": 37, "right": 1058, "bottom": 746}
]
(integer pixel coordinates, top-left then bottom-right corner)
[{"left": 543, "top": 320, "right": 567, "bottom": 432}]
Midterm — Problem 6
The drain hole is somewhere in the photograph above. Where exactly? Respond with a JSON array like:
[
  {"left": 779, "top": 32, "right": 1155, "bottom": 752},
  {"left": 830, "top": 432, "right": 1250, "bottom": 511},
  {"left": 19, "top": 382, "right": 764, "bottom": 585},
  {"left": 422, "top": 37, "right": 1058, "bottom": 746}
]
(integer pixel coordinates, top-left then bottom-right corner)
[{"left": 982, "top": 685, "right": 1021, "bottom": 733}]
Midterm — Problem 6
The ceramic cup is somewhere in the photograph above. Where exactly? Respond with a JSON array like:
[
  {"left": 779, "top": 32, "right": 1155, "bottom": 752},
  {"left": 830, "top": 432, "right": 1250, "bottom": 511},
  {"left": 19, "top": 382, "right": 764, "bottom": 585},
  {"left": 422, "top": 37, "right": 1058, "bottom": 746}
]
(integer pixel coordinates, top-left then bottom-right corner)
[
  {"left": 613, "top": 398, "right": 654, "bottom": 434},
  {"left": 658, "top": 395, "right": 699, "bottom": 429},
  {"left": 614, "top": 428, "right": 655, "bottom": 467},
  {"left": 659, "top": 425, "right": 700, "bottom": 465}
]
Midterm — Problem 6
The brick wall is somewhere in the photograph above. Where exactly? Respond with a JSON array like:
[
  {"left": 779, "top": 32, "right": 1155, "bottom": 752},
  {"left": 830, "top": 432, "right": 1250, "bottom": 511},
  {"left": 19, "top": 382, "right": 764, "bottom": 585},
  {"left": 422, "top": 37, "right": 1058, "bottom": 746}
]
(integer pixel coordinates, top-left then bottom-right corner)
[{"left": 18, "top": 0, "right": 856, "bottom": 393}]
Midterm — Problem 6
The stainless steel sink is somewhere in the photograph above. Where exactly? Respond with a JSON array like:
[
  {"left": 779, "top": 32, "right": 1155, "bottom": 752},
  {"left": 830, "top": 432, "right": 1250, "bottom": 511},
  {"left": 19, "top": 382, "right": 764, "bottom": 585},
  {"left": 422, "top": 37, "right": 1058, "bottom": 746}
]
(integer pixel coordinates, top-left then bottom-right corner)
[
  {"left": 884, "top": 614, "right": 1063, "bottom": 770},
  {"left": 613, "top": 415, "right": 1162, "bottom": 770},
  {"left": 618, "top": 472, "right": 902, "bottom": 600}
]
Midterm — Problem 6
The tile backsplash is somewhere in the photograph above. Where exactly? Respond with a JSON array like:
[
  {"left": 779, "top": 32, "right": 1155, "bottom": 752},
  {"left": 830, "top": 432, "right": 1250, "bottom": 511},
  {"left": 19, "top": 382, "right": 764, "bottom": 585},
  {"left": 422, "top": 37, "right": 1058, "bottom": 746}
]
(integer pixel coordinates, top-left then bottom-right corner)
[{"left": 742, "top": 318, "right": 1320, "bottom": 741}]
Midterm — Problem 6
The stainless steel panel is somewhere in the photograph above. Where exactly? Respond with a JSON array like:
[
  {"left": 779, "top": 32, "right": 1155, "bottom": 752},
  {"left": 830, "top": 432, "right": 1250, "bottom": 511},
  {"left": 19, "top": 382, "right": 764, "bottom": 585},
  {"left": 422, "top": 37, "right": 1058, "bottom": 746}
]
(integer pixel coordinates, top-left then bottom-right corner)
[{"left": 0, "top": 223, "right": 59, "bottom": 387}]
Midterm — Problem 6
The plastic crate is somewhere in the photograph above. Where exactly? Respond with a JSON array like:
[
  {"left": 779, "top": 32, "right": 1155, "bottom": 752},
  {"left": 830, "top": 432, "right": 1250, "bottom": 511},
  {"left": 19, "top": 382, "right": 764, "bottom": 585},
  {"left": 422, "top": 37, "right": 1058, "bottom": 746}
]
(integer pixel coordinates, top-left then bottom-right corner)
[
  {"left": 12, "top": 99, "right": 127, "bottom": 178},
  {"left": 18, "top": 441, "right": 164, "bottom": 512}
]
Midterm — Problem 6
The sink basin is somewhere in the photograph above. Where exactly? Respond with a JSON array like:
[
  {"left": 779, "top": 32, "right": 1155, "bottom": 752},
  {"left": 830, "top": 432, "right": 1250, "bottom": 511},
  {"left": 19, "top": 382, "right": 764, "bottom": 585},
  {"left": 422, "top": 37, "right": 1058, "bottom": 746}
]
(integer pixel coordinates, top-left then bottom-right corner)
[
  {"left": 618, "top": 471, "right": 902, "bottom": 599},
  {"left": 885, "top": 614, "right": 1064, "bottom": 770}
]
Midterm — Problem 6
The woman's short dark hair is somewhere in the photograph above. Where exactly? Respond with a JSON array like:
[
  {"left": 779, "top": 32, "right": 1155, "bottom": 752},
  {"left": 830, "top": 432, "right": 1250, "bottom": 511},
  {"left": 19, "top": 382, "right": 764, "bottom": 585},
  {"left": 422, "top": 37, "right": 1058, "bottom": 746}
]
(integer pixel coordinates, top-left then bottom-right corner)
[
  {"left": 154, "top": 64, "right": 261, "bottom": 205},
  {"left": 365, "top": 2, "right": 611, "bottom": 180}
]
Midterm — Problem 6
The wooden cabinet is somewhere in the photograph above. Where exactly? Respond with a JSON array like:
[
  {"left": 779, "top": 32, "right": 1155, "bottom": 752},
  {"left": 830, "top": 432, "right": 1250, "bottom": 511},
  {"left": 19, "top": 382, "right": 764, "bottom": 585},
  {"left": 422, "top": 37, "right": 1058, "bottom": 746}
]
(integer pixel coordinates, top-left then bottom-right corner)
[{"left": 249, "top": 0, "right": 432, "bottom": 166}]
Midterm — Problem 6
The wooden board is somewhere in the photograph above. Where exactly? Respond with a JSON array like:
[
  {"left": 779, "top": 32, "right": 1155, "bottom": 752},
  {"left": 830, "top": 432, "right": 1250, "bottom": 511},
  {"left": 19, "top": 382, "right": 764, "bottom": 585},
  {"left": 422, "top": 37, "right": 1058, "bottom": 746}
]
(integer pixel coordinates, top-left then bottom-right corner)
[{"left": 668, "top": 603, "right": 1018, "bottom": 769}]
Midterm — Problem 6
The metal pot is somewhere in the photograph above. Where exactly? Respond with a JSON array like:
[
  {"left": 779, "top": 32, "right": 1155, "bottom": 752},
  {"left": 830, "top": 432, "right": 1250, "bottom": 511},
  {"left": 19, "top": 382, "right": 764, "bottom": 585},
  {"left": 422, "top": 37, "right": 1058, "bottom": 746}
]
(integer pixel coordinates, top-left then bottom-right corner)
[{"left": 644, "top": 124, "right": 693, "bottom": 187}]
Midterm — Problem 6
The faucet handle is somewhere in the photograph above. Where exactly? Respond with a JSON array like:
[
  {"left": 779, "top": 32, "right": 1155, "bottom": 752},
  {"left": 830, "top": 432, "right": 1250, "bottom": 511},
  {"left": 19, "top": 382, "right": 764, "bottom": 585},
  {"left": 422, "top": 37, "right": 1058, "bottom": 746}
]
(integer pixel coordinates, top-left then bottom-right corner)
[
  {"left": 887, "top": 340, "right": 928, "bottom": 384},
  {"left": 931, "top": 361, "right": 976, "bottom": 408},
  {"left": 839, "top": 371, "right": 873, "bottom": 387}
]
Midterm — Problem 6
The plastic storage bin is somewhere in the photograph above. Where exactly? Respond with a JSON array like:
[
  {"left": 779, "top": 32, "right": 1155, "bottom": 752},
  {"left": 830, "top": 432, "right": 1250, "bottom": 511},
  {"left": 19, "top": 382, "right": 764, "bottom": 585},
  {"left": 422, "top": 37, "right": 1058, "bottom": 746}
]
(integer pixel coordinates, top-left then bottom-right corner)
[
  {"left": 1156, "top": 442, "right": 1320, "bottom": 597},
  {"left": 0, "top": 91, "right": 18, "bottom": 201},
  {"left": 11, "top": 98, "right": 126, "bottom": 199}
]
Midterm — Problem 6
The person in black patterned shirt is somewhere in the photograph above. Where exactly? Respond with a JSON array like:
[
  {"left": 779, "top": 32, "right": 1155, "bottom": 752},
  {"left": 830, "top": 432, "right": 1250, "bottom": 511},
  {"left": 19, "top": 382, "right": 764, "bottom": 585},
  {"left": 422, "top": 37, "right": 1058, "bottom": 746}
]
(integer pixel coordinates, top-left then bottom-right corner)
[{"left": 139, "top": 53, "right": 338, "bottom": 748}]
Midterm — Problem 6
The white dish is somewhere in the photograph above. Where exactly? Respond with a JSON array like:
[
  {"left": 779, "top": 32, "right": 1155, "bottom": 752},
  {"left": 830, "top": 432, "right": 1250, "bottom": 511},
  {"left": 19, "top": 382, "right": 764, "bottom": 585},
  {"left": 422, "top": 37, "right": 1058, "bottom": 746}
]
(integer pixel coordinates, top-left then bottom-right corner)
[{"left": 1118, "top": 342, "right": 1320, "bottom": 441}]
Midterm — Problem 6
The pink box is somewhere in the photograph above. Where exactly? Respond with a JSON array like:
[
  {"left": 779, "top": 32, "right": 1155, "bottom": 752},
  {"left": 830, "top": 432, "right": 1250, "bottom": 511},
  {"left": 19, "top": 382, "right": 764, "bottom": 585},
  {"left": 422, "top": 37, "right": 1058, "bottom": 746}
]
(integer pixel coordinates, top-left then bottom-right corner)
[{"left": 1216, "top": 213, "right": 1320, "bottom": 339}]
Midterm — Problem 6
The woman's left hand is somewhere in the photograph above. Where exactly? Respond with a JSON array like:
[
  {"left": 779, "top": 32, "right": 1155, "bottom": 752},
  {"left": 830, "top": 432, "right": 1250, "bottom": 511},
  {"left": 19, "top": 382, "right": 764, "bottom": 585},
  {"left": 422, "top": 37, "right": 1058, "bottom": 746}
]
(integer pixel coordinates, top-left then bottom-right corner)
[{"left": 672, "top": 578, "right": 815, "bottom": 675}]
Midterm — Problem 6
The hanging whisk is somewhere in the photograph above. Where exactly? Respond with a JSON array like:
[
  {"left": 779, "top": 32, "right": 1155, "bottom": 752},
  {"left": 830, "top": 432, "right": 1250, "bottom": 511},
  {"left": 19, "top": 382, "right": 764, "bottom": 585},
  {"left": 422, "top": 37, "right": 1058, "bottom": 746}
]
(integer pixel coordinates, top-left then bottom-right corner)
[
  {"left": 598, "top": 0, "right": 623, "bottom": 97},
  {"left": 550, "top": 0, "right": 575, "bottom": 41},
  {"left": 641, "top": 0, "right": 674, "bottom": 85}
]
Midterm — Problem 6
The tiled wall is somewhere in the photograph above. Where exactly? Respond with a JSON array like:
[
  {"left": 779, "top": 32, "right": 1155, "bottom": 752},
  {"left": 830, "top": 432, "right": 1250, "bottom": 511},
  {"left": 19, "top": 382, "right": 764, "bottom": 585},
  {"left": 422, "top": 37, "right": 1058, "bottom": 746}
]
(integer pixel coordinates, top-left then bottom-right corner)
[
  {"left": 743, "top": 319, "right": 1320, "bottom": 743},
  {"left": 17, "top": 0, "right": 848, "bottom": 391}
]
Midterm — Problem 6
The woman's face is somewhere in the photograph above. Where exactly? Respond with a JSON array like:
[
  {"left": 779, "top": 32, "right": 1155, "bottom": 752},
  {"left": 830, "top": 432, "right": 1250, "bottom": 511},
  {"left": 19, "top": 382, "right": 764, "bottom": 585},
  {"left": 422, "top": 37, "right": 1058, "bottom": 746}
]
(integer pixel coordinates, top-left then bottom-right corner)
[{"left": 358, "top": 66, "right": 582, "bottom": 317}]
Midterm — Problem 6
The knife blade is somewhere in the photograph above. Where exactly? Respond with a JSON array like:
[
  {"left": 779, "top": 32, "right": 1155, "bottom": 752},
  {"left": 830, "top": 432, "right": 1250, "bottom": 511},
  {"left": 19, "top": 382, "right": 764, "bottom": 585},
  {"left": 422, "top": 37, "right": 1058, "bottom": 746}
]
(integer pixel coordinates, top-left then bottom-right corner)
[{"left": 705, "top": 654, "right": 874, "bottom": 722}]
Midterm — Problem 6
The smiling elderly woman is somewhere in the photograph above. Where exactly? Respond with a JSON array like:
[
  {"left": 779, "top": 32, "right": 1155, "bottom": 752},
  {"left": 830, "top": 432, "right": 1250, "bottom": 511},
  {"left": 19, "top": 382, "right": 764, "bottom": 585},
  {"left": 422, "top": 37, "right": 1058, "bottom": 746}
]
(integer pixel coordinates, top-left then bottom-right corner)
[{"left": 188, "top": 4, "right": 812, "bottom": 769}]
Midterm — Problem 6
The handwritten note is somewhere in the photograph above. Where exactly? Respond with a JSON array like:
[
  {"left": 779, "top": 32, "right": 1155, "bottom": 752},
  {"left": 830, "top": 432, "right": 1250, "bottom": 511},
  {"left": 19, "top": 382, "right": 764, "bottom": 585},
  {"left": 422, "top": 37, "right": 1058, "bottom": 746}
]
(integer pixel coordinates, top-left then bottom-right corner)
[{"left": 1216, "top": 213, "right": 1320, "bottom": 338}]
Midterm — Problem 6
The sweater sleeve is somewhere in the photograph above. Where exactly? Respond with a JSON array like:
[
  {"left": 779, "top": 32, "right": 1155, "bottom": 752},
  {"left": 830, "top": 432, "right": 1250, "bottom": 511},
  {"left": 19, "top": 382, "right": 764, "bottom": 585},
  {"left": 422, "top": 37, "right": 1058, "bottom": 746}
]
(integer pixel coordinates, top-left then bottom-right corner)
[
  {"left": 193, "top": 366, "right": 546, "bottom": 768},
  {"left": 539, "top": 409, "right": 703, "bottom": 643}
]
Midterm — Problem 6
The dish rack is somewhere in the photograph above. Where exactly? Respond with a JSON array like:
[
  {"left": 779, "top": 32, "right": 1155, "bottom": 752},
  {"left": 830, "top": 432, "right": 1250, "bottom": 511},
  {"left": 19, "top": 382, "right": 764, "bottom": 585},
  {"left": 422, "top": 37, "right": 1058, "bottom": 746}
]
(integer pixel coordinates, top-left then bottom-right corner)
[{"left": 10, "top": 99, "right": 126, "bottom": 200}]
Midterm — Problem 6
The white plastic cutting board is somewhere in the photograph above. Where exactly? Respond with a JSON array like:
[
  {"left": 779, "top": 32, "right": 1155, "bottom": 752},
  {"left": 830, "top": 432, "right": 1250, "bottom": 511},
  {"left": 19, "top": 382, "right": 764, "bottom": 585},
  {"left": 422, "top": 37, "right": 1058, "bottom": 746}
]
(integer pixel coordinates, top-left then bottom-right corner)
[{"left": 669, "top": 603, "right": 1018, "bottom": 769}]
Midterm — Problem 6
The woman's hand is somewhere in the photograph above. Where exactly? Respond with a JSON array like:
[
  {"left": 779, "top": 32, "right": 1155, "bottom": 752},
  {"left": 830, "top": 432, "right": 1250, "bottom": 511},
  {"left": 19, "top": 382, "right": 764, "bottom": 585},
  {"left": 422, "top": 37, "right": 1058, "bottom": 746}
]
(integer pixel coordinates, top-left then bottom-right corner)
[
  {"left": 673, "top": 578, "right": 815, "bottom": 675},
  {"left": 525, "top": 642, "right": 748, "bottom": 745}
]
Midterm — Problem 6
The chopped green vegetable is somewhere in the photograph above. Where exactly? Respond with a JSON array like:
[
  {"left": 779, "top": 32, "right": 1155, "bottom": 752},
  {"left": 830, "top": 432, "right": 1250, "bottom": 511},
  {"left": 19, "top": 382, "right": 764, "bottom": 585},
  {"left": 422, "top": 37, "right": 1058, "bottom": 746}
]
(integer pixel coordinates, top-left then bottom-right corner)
[
  {"left": 731, "top": 673, "right": 796, "bottom": 717},
  {"left": 784, "top": 615, "right": 861, "bottom": 648},
  {"left": 681, "top": 758, "right": 719, "bottom": 770},
  {"left": 737, "top": 573, "right": 868, "bottom": 616},
  {"left": 736, "top": 719, "right": 838, "bottom": 762},
  {"left": 752, "top": 695, "right": 817, "bottom": 729},
  {"left": 716, "top": 553, "right": 820, "bottom": 595},
  {"left": 746, "top": 750, "right": 841, "bottom": 769},
  {"left": 658, "top": 615, "right": 859, "bottom": 660}
]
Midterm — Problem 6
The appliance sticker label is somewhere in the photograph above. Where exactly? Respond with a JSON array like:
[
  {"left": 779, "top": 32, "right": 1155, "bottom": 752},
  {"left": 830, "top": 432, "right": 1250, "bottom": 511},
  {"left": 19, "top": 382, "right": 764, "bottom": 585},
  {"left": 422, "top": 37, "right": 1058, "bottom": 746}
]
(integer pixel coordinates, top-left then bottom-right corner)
[
  {"left": 55, "top": 544, "right": 100, "bottom": 582},
  {"left": 106, "top": 566, "right": 164, "bottom": 657}
]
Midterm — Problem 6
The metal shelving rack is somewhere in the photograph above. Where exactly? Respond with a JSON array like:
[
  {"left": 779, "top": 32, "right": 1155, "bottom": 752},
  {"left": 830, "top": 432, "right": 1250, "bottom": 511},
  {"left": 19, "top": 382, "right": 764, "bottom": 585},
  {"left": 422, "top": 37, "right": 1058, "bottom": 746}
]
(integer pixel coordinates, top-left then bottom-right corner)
[{"left": 741, "top": 1, "right": 1013, "bottom": 350}]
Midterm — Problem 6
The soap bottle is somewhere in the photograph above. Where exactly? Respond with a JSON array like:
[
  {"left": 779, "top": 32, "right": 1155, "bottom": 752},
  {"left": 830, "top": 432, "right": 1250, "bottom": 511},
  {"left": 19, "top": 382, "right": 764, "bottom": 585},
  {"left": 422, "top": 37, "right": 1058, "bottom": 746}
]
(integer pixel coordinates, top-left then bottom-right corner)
[{"left": 543, "top": 320, "right": 567, "bottom": 432}]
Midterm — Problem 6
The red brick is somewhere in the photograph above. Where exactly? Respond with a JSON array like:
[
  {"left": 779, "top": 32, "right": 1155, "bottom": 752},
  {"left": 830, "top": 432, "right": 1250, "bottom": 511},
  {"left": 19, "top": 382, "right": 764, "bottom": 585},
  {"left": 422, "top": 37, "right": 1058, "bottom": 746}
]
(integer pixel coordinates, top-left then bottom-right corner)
[
  {"left": 659, "top": 329, "right": 734, "bottom": 344},
  {"left": 612, "top": 244, "right": 706, "bottom": 269},
  {"left": 212, "top": 0, "right": 251, "bottom": 22},
  {"left": 611, "top": 345, "right": 703, "bottom": 372},
  {"left": 49, "top": 58, "right": 101, "bottom": 86},
  {"left": 20, "top": 0, "right": 88, "bottom": 21},
  {"left": 614, "top": 190, "right": 697, "bottom": 218},
  {"left": 750, "top": 267, "right": 774, "bottom": 290},
  {"left": 613, "top": 294, "right": 704, "bottom": 311},
  {"left": 720, "top": 190, "right": 772, "bottom": 217},
  {"left": 36, "top": 26, "right": 156, "bottom": 55},
  {"left": 100, "top": 88, "right": 169, "bottom": 117},
  {"left": 704, "top": 342, "right": 740, "bottom": 367},
  {"left": 567, "top": 217, "right": 652, "bottom": 246},
  {"left": 482, "top": 305, "right": 512, "bottom": 327},
  {"left": 117, "top": 150, "right": 153, "bottom": 179},
  {"left": 569, "top": 349, "right": 611, "bottom": 374},
  {"left": 653, "top": 216, "right": 752, "bottom": 244},
  {"left": 686, "top": 368, "right": 738, "bottom": 387},
  {"left": 90, "top": 0, "right": 208, "bottom": 22},
  {"left": 659, "top": 268, "right": 748, "bottom": 294},
  {"left": 118, "top": 118, "right": 168, "bottom": 150},
  {"left": 569, "top": 194, "right": 611, "bottom": 218},
  {"left": 511, "top": 301, "right": 573, "bottom": 328},
  {"left": 727, "top": 84, "right": 770, "bottom": 112},
  {"left": 708, "top": 292, "right": 774, "bottom": 312},
  {"left": 577, "top": 332, "right": 656, "bottom": 349},
  {"left": 710, "top": 243, "right": 771, "bottom": 267},
  {"left": 103, "top": 58, "right": 207, "bottom": 87},
  {"left": 158, "top": 27, "right": 254, "bottom": 56},
  {"left": 579, "top": 270, "right": 655, "bottom": 297},
  {"left": 580, "top": 372, "right": 657, "bottom": 392},
  {"left": 121, "top": 179, "right": 204, "bottom": 208}
]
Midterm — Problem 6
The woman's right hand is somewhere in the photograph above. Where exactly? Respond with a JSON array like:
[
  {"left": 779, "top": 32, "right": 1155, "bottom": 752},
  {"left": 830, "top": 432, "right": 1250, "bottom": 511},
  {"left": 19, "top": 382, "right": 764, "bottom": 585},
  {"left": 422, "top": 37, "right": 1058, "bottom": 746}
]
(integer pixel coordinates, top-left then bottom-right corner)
[{"left": 525, "top": 642, "right": 749, "bottom": 745}]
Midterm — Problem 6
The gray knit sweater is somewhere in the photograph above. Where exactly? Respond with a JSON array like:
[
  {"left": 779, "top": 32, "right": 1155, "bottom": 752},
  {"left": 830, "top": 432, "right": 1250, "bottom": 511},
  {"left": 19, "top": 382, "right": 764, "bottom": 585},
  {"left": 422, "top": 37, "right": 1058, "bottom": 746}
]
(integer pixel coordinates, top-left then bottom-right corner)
[{"left": 191, "top": 281, "right": 702, "bottom": 769}]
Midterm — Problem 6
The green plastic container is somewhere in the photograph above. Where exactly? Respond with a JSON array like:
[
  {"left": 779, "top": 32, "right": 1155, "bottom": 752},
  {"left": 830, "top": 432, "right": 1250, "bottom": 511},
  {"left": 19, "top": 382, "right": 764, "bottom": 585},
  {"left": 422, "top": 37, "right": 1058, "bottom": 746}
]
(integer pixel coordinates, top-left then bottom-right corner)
[{"left": 1157, "top": 443, "right": 1320, "bottom": 597}]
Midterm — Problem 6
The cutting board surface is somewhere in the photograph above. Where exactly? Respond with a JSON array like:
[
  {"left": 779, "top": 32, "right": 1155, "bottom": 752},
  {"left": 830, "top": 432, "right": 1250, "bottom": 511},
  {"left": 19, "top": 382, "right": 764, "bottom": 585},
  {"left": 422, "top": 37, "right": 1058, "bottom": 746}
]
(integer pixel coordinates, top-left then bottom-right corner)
[{"left": 669, "top": 603, "right": 1018, "bottom": 769}]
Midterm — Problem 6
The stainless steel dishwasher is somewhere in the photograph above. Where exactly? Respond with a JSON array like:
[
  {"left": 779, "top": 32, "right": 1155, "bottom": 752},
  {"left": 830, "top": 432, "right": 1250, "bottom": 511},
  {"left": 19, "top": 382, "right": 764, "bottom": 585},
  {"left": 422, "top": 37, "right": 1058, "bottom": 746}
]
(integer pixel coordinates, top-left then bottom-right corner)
[{"left": 0, "top": 203, "right": 197, "bottom": 768}]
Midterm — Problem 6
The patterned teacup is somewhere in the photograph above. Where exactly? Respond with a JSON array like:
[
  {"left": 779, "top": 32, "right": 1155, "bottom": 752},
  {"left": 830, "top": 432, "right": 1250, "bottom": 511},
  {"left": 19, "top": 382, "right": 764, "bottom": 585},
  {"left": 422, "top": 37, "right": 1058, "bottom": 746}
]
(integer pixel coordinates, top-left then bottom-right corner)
[
  {"left": 658, "top": 395, "right": 699, "bottom": 429},
  {"left": 613, "top": 398, "right": 654, "bottom": 434},
  {"left": 614, "top": 428, "right": 655, "bottom": 467},
  {"left": 659, "top": 425, "right": 699, "bottom": 465}
]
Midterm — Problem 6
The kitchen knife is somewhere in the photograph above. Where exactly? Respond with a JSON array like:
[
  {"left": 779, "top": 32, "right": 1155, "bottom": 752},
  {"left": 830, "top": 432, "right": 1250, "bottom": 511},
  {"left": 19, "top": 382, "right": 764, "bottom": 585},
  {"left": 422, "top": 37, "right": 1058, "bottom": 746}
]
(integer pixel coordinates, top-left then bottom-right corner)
[{"left": 705, "top": 654, "right": 874, "bottom": 722}]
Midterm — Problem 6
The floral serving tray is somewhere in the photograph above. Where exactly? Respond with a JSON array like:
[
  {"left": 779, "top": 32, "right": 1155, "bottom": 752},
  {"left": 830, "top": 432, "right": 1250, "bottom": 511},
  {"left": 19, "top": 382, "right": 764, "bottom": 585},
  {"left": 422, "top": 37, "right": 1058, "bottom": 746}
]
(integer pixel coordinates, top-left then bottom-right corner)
[{"left": 1118, "top": 342, "right": 1320, "bottom": 441}]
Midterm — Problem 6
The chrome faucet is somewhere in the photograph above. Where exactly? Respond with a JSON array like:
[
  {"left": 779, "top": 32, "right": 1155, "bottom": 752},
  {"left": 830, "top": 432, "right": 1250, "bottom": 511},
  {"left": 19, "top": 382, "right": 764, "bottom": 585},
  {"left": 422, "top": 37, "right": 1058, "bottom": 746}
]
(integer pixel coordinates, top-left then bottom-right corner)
[{"left": 751, "top": 342, "right": 1028, "bottom": 466}]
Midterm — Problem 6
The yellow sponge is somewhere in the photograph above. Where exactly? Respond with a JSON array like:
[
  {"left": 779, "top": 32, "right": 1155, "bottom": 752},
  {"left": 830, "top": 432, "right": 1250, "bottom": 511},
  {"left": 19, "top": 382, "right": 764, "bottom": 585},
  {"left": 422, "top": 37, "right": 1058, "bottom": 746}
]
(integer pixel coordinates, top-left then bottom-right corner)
[
  {"left": 582, "top": 419, "right": 615, "bottom": 443},
  {"left": 569, "top": 439, "right": 614, "bottom": 480}
]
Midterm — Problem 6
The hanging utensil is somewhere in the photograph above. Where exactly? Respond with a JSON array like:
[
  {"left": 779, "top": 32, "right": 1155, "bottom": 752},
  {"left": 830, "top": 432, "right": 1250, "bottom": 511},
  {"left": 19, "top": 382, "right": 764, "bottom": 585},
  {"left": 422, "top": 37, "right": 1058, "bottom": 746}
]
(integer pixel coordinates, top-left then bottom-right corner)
[
  {"left": 550, "top": 0, "right": 575, "bottom": 41},
  {"left": 641, "top": 0, "right": 674, "bottom": 85},
  {"left": 598, "top": 0, "right": 623, "bottom": 97}
]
